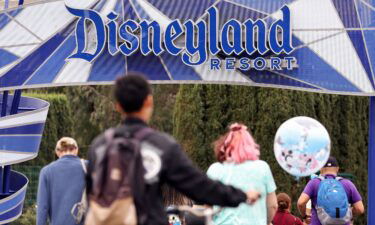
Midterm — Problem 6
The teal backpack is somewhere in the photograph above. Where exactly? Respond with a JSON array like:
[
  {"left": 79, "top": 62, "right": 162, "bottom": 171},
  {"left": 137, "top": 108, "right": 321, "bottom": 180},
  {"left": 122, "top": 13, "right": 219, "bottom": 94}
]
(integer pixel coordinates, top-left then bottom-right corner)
[{"left": 316, "top": 176, "right": 352, "bottom": 225}]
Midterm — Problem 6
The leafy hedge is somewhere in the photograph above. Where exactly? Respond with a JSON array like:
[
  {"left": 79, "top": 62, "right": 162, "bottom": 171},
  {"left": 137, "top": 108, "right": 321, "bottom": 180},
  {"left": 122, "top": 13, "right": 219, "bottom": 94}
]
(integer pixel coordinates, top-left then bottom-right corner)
[{"left": 173, "top": 85, "right": 368, "bottom": 224}]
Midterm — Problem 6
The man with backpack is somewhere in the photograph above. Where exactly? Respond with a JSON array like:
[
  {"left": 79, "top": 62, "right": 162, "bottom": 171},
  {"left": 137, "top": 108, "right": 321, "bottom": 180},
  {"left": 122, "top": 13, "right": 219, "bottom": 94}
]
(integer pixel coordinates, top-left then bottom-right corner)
[
  {"left": 37, "top": 137, "right": 86, "bottom": 225},
  {"left": 297, "top": 157, "right": 364, "bottom": 225},
  {"left": 85, "top": 73, "right": 261, "bottom": 225}
]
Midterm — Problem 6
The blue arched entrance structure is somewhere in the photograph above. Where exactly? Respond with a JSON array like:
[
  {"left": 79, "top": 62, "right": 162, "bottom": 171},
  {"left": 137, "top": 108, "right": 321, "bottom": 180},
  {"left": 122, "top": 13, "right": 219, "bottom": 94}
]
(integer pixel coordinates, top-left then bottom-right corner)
[
  {"left": 369, "top": 97, "right": 375, "bottom": 223},
  {"left": 0, "top": 90, "right": 49, "bottom": 224},
  {"left": 0, "top": 0, "right": 374, "bottom": 224}
]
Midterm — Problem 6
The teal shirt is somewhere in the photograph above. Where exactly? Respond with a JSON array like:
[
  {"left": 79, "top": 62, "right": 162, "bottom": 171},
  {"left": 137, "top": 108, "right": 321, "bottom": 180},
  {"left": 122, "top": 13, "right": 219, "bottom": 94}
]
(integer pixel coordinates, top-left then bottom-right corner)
[{"left": 207, "top": 160, "right": 276, "bottom": 225}]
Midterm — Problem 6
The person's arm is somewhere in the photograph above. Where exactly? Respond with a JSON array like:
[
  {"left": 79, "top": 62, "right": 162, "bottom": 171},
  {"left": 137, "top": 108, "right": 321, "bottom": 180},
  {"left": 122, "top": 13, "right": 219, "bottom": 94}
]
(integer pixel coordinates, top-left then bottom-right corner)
[
  {"left": 297, "top": 179, "right": 317, "bottom": 222},
  {"left": 304, "top": 204, "right": 312, "bottom": 225},
  {"left": 36, "top": 168, "right": 50, "bottom": 225},
  {"left": 296, "top": 217, "right": 304, "bottom": 225},
  {"left": 262, "top": 162, "right": 277, "bottom": 224},
  {"left": 164, "top": 143, "right": 256, "bottom": 207},
  {"left": 345, "top": 180, "right": 364, "bottom": 216},
  {"left": 297, "top": 193, "right": 310, "bottom": 219},
  {"left": 266, "top": 192, "right": 277, "bottom": 224},
  {"left": 352, "top": 201, "right": 364, "bottom": 216}
]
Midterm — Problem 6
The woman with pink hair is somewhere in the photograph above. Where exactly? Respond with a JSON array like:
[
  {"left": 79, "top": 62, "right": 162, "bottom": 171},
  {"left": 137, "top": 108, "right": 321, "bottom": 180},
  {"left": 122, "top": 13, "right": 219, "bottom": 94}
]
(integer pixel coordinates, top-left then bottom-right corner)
[{"left": 207, "top": 123, "right": 278, "bottom": 225}]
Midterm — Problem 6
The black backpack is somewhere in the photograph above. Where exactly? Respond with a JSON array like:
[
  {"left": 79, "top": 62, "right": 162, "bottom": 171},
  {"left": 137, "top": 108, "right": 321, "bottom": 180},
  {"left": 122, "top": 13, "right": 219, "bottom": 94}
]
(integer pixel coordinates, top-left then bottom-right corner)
[{"left": 85, "top": 126, "right": 152, "bottom": 225}]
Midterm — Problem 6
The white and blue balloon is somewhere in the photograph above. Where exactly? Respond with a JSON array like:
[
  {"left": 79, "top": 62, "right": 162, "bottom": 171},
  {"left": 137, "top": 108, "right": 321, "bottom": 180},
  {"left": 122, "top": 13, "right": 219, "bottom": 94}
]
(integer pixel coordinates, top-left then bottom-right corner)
[{"left": 274, "top": 116, "right": 331, "bottom": 178}]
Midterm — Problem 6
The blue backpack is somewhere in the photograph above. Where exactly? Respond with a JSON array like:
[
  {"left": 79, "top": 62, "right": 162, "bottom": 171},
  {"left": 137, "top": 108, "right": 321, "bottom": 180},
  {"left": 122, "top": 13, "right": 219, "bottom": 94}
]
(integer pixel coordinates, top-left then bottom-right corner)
[{"left": 316, "top": 176, "right": 352, "bottom": 225}]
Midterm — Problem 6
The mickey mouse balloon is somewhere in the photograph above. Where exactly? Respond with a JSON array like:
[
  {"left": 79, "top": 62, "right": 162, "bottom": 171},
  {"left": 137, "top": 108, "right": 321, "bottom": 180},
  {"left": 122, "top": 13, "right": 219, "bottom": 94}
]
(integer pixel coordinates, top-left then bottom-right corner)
[{"left": 274, "top": 116, "right": 331, "bottom": 177}]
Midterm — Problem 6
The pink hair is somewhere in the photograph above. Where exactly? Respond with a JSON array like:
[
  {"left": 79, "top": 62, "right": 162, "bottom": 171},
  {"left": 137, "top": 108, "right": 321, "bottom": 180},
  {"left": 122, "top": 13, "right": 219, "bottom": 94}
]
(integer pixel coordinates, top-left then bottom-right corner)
[{"left": 214, "top": 123, "right": 260, "bottom": 163}]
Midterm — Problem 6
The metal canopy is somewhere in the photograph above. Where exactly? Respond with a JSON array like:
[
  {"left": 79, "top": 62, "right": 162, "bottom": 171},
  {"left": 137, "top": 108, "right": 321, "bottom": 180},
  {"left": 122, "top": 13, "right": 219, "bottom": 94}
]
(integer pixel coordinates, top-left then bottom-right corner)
[{"left": 0, "top": 0, "right": 374, "bottom": 95}]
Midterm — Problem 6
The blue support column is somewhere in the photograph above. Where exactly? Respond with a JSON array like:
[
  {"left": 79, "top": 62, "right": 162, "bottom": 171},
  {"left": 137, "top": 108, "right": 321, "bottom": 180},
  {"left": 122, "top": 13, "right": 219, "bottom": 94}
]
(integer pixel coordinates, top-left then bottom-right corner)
[
  {"left": 0, "top": 167, "right": 3, "bottom": 198},
  {"left": 10, "top": 90, "right": 22, "bottom": 115},
  {"left": 369, "top": 96, "right": 375, "bottom": 225},
  {"left": 0, "top": 91, "right": 9, "bottom": 199},
  {"left": 2, "top": 166, "right": 10, "bottom": 195},
  {"left": 1, "top": 91, "right": 8, "bottom": 117}
]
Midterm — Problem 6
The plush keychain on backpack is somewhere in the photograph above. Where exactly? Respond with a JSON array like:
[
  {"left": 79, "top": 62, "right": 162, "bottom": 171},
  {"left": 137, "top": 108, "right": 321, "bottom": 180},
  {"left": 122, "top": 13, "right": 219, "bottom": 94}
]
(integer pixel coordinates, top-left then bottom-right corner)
[
  {"left": 168, "top": 214, "right": 182, "bottom": 225},
  {"left": 316, "top": 176, "right": 352, "bottom": 225}
]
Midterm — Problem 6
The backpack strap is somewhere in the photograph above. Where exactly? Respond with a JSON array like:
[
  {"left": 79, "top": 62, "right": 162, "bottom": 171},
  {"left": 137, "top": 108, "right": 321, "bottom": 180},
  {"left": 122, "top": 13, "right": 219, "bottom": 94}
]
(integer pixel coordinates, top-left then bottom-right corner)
[
  {"left": 110, "top": 126, "right": 153, "bottom": 142},
  {"left": 335, "top": 176, "right": 343, "bottom": 181},
  {"left": 71, "top": 159, "right": 88, "bottom": 224},
  {"left": 79, "top": 159, "right": 87, "bottom": 206},
  {"left": 80, "top": 159, "right": 87, "bottom": 174},
  {"left": 104, "top": 128, "right": 116, "bottom": 143},
  {"left": 133, "top": 127, "right": 153, "bottom": 142},
  {"left": 318, "top": 175, "right": 342, "bottom": 180}
]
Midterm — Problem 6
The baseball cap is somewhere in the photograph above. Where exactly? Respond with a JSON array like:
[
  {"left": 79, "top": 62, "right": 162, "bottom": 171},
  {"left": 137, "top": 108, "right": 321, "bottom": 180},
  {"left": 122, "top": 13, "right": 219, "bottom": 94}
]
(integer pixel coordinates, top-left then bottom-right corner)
[{"left": 323, "top": 156, "right": 339, "bottom": 168}]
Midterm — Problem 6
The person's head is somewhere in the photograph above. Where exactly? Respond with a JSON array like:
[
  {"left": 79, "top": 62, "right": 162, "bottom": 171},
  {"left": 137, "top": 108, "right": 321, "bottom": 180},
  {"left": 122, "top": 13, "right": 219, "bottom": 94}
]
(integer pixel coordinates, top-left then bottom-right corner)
[
  {"left": 114, "top": 72, "right": 153, "bottom": 122},
  {"left": 55, "top": 137, "right": 78, "bottom": 158},
  {"left": 213, "top": 123, "right": 260, "bottom": 164},
  {"left": 320, "top": 156, "right": 339, "bottom": 175},
  {"left": 277, "top": 192, "right": 291, "bottom": 212}
]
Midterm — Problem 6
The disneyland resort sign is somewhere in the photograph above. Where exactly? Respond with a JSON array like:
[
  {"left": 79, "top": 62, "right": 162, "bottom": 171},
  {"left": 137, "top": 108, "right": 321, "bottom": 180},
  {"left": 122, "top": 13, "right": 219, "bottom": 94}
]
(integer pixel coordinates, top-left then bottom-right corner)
[{"left": 66, "top": 5, "right": 296, "bottom": 71}]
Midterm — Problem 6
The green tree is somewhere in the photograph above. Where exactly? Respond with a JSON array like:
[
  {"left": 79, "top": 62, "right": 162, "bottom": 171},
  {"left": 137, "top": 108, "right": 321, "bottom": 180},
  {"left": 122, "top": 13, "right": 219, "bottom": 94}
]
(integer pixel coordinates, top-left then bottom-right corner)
[
  {"left": 63, "top": 86, "right": 120, "bottom": 156},
  {"left": 150, "top": 84, "right": 180, "bottom": 133},
  {"left": 173, "top": 84, "right": 208, "bottom": 169},
  {"left": 11, "top": 205, "right": 36, "bottom": 225}
]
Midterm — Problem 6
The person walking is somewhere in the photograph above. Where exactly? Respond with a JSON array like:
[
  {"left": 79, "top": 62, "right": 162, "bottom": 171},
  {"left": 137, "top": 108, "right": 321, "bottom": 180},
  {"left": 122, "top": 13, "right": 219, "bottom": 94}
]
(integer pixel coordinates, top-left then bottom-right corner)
[
  {"left": 37, "top": 137, "right": 86, "bottom": 225},
  {"left": 297, "top": 156, "right": 364, "bottom": 225},
  {"left": 273, "top": 193, "right": 303, "bottom": 225},
  {"left": 86, "top": 73, "right": 261, "bottom": 225},
  {"left": 206, "top": 123, "right": 278, "bottom": 225}
]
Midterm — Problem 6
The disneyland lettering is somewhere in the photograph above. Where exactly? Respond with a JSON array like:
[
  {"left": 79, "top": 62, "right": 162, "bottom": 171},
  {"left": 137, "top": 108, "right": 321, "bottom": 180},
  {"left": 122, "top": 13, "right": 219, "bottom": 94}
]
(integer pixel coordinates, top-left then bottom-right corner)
[{"left": 67, "top": 5, "right": 296, "bottom": 70}]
